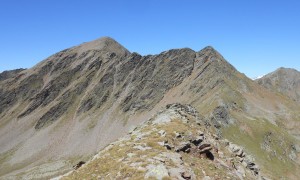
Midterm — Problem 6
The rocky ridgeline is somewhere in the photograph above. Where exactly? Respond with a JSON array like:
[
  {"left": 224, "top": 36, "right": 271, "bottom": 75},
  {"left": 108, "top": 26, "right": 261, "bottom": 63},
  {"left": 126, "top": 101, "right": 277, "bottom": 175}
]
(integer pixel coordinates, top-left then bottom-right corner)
[
  {"left": 0, "top": 68, "right": 26, "bottom": 81},
  {"left": 60, "top": 104, "right": 264, "bottom": 180}
]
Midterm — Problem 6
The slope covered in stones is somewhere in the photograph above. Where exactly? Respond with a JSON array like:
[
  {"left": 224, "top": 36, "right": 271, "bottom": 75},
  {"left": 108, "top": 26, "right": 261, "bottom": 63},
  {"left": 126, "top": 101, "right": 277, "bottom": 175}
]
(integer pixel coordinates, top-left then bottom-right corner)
[
  {"left": 0, "top": 37, "right": 299, "bottom": 179},
  {"left": 60, "top": 104, "right": 263, "bottom": 180}
]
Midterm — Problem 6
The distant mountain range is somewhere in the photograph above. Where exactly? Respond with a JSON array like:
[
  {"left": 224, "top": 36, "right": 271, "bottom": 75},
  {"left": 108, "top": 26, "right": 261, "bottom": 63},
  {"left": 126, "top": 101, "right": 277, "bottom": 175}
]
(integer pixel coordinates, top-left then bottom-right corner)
[{"left": 0, "top": 37, "right": 299, "bottom": 179}]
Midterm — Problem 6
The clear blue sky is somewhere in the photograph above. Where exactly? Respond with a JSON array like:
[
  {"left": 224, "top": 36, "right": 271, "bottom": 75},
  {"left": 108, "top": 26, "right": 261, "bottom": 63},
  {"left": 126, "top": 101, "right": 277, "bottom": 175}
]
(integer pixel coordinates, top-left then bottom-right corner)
[{"left": 0, "top": 0, "right": 299, "bottom": 78}]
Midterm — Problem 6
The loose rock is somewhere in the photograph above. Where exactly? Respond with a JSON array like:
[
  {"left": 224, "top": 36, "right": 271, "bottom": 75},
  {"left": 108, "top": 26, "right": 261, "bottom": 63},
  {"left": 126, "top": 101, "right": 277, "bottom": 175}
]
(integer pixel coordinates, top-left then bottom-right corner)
[{"left": 175, "top": 142, "right": 191, "bottom": 153}]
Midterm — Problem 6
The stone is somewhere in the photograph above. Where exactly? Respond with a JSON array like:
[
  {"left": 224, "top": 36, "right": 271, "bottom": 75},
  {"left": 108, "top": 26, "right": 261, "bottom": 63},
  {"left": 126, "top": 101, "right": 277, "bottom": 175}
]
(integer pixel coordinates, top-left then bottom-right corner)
[
  {"left": 73, "top": 161, "right": 85, "bottom": 170},
  {"left": 212, "top": 134, "right": 219, "bottom": 140},
  {"left": 203, "top": 176, "right": 211, "bottom": 180},
  {"left": 199, "top": 144, "right": 212, "bottom": 153},
  {"left": 168, "top": 167, "right": 195, "bottom": 180},
  {"left": 153, "top": 156, "right": 165, "bottom": 163},
  {"left": 244, "top": 155, "right": 255, "bottom": 165},
  {"left": 165, "top": 143, "right": 174, "bottom": 150},
  {"left": 289, "top": 149, "right": 297, "bottom": 161},
  {"left": 237, "top": 149, "right": 245, "bottom": 157},
  {"left": 158, "top": 130, "right": 166, "bottom": 137},
  {"left": 249, "top": 165, "right": 259, "bottom": 175},
  {"left": 152, "top": 113, "right": 173, "bottom": 124},
  {"left": 158, "top": 141, "right": 174, "bottom": 150},
  {"left": 174, "top": 131, "right": 184, "bottom": 138},
  {"left": 236, "top": 165, "right": 246, "bottom": 177},
  {"left": 145, "top": 164, "right": 169, "bottom": 179},
  {"left": 168, "top": 168, "right": 185, "bottom": 180},
  {"left": 157, "top": 141, "right": 165, "bottom": 146},
  {"left": 175, "top": 142, "right": 191, "bottom": 153},
  {"left": 242, "top": 161, "right": 248, "bottom": 167},
  {"left": 181, "top": 171, "right": 192, "bottom": 179},
  {"left": 242, "top": 155, "right": 260, "bottom": 175},
  {"left": 218, "top": 151, "right": 224, "bottom": 158},
  {"left": 190, "top": 135, "right": 204, "bottom": 146},
  {"left": 127, "top": 153, "right": 135, "bottom": 158},
  {"left": 293, "top": 144, "right": 300, "bottom": 153},
  {"left": 133, "top": 145, "right": 151, "bottom": 151},
  {"left": 229, "top": 143, "right": 244, "bottom": 157},
  {"left": 222, "top": 139, "right": 230, "bottom": 146},
  {"left": 197, "top": 130, "right": 204, "bottom": 136},
  {"left": 137, "top": 166, "right": 147, "bottom": 172},
  {"left": 161, "top": 152, "right": 183, "bottom": 166}
]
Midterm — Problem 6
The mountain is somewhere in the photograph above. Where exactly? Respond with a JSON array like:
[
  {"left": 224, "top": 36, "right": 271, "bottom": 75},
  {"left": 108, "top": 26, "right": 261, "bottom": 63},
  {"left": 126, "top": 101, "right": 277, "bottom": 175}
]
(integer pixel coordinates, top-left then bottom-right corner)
[
  {"left": 0, "top": 37, "right": 299, "bottom": 179},
  {"left": 256, "top": 67, "right": 300, "bottom": 103}
]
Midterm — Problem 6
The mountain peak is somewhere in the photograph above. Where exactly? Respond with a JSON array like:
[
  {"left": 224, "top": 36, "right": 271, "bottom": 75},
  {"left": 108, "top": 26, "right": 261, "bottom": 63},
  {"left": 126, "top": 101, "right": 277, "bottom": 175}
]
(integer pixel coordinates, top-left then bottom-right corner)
[
  {"left": 75, "top": 36, "right": 130, "bottom": 56},
  {"left": 198, "top": 46, "right": 224, "bottom": 60},
  {"left": 92, "top": 36, "right": 121, "bottom": 46},
  {"left": 276, "top": 67, "right": 300, "bottom": 73},
  {"left": 202, "top": 45, "right": 215, "bottom": 51}
]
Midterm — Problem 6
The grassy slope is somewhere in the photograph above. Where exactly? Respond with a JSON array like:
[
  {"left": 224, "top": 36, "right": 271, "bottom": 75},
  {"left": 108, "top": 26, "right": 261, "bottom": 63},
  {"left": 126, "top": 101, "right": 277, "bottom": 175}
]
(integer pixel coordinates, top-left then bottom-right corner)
[{"left": 223, "top": 111, "right": 299, "bottom": 179}]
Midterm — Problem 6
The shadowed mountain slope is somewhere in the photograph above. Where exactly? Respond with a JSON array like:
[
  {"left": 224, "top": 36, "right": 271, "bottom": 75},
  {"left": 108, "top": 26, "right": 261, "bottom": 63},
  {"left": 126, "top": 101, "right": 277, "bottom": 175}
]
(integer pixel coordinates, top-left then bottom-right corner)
[{"left": 0, "top": 37, "right": 299, "bottom": 179}]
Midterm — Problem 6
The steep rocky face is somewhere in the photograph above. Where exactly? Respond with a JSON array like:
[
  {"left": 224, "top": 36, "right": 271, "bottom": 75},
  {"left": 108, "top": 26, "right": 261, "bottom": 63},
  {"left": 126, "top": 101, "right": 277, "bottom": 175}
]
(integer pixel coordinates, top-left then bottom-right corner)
[
  {"left": 0, "top": 37, "right": 299, "bottom": 179},
  {"left": 256, "top": 67, "right": 300, "bottom": 103}
]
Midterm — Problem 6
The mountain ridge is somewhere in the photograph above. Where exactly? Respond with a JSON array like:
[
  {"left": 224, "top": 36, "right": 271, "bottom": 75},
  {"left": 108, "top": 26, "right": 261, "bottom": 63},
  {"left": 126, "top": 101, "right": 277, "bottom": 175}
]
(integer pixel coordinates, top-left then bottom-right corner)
[{"left": 0, "top": 37, "right": 299, "bottom": 179}]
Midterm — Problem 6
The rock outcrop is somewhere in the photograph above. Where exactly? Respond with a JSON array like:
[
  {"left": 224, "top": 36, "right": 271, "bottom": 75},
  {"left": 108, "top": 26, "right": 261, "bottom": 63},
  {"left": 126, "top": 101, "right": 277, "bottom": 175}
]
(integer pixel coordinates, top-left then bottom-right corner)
[{"left": 59, "top": 104, "right": 263, "bottom": 180}]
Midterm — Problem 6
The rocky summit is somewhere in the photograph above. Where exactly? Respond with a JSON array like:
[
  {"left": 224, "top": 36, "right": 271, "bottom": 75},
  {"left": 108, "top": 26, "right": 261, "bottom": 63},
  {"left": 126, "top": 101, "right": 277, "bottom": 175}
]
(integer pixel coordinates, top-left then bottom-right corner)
[{"left": 0, "top": 37, "right": 299, "bottom": 179}]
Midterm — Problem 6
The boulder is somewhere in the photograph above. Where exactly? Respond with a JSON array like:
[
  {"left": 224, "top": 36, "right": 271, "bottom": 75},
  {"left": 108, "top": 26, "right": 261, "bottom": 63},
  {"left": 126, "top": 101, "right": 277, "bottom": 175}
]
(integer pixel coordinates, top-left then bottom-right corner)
[
  {"left": 145, "top": 164, "right": 169, "bottom": 179},
  {"left": 248, "top": 165, "right": 259, "bottom": 175},
  {"left": 190, "top": 135, "right": 204, "bottom": 146},
  {"left": 133, "top": 145, "right": 151, "bottom": 151},
  {"left": 73, "top": 161, "right": 85, "bottom": 170},
  {"left": 158, "top": 130, "right": 166, "bottom": 137},
  {"left": 175, "top": 142, "right": 191, "bottom": 153},
  {"left": 203, "top": 176, "right": 211, "bottom": 180},
  {"left": 197, "top": 130, "right": 204, "bottom": 136},
  {"left": 229, "top": 143, "right": 244, "bottom": 157},
  {"left": 199, "top": 144, "right": 212, "bottom": 153},
  {"left": 181, "top": 171, "right": 192, "bottom": 179},
  {"left": 243, "top": 155, "right": 259, "bottom": 175},
  {"left": 158, "top": 141, "right": 174, "bottom": 150},
  {"left": 165, "top": 143, "right": 174, "bottom": 150},
  {"left": 174, "top": 131, "right": 184, "bottom": 138}
]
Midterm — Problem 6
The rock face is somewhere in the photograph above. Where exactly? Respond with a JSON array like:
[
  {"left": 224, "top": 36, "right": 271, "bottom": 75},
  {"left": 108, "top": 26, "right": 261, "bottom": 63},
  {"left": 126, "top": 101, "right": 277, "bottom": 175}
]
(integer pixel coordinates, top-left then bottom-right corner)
[
  {"left": 256, "top": 67, "right": 300, "bottom": 103},
  {"left": 0, "top": 37, "right": 300, "bottom": 179}
]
